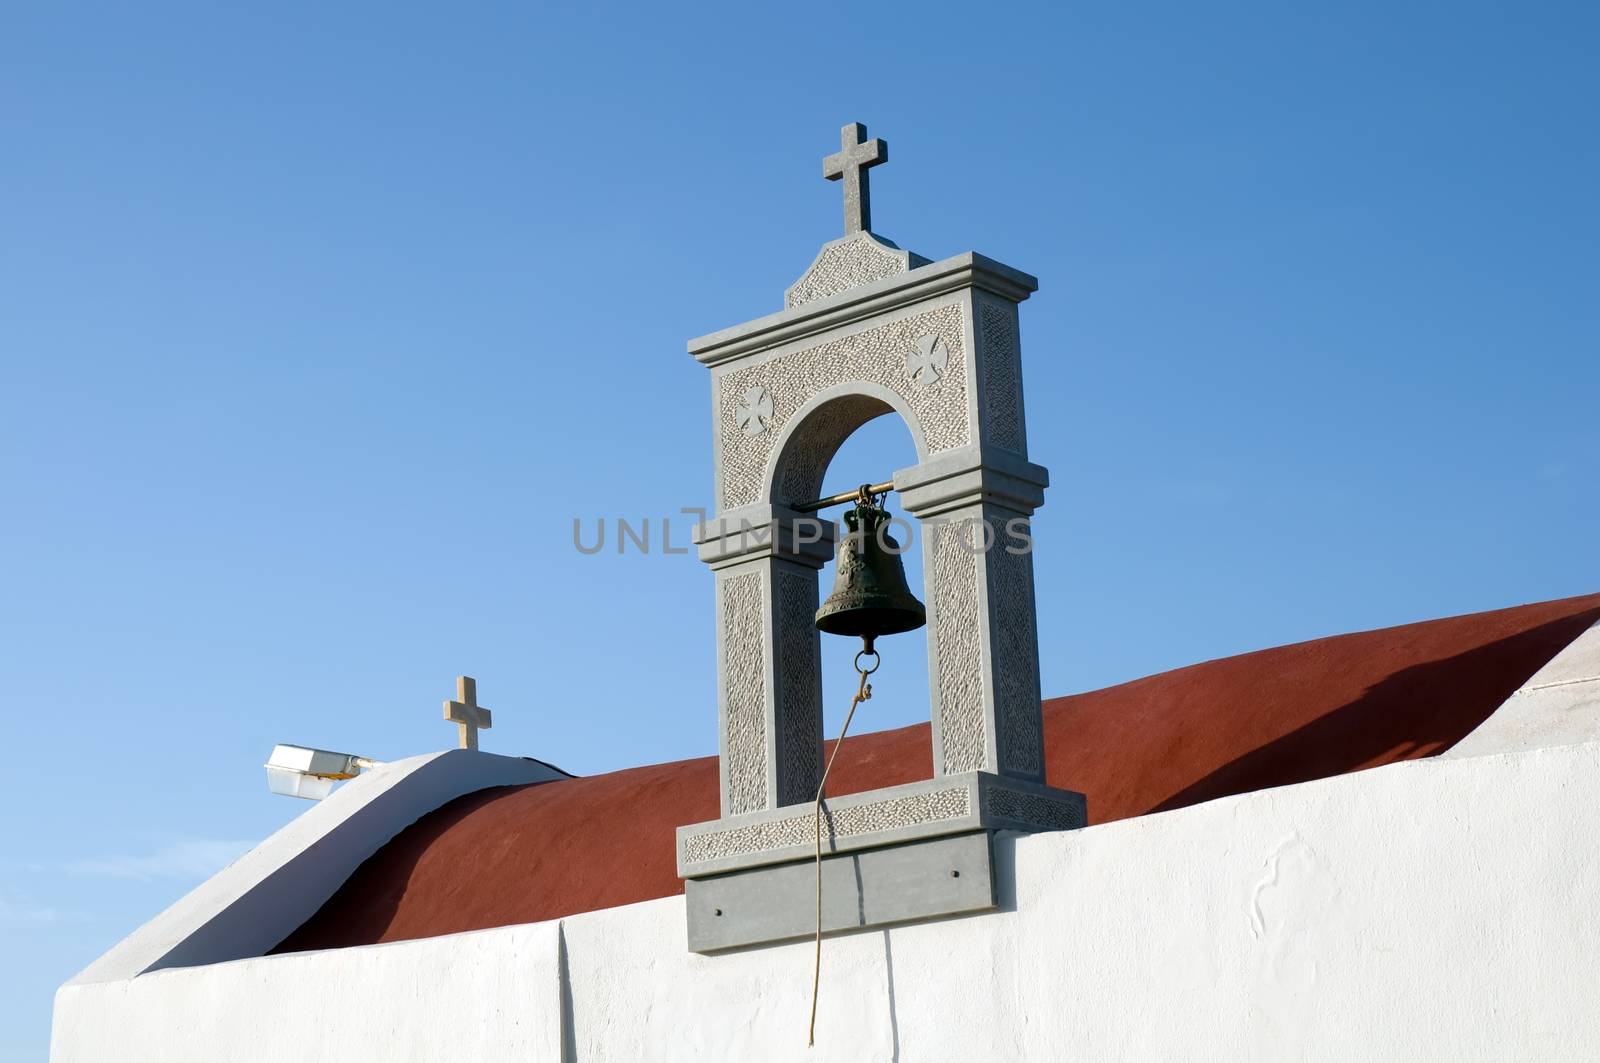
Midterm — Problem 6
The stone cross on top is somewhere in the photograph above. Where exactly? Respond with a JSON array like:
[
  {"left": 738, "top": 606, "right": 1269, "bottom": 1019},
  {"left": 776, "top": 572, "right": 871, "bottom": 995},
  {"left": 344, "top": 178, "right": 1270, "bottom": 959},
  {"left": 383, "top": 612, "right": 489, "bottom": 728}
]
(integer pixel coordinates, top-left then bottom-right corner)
[
  {"left": 443, "top": 675, "right": 492, "bottom": 751},
  {"left": 823, "top": 121, "right": 887, "bottom": 235}
]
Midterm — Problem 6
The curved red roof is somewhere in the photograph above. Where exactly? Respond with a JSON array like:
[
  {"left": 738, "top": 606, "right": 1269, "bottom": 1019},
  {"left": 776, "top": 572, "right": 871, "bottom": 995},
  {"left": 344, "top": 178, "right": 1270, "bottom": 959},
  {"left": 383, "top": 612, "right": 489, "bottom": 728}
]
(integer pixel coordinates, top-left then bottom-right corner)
[{"left": 274, "top": 593, "right": 1600, "bottom": 953}]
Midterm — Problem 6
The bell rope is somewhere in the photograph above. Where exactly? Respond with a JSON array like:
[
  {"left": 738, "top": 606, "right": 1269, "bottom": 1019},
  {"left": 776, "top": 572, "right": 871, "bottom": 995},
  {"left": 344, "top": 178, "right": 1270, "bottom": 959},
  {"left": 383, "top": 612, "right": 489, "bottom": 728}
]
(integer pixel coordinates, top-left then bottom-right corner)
[{"left": 807, "top": 642, "right": 879, "bottom": 1048}]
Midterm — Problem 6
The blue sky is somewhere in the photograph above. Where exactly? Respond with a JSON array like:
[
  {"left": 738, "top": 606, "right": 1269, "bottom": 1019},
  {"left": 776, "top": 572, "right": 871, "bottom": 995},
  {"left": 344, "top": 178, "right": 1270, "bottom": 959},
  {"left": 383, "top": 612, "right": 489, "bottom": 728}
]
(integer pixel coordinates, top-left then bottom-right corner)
[{"left": 2, "top": 2, "right": 1597, "bottom": 1058}]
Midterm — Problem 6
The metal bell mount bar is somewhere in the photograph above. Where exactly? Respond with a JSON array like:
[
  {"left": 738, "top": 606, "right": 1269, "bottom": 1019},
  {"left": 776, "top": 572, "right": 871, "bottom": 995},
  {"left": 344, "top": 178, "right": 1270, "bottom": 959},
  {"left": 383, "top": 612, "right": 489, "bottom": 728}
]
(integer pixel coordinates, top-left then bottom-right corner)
[{"left": 792, "top": 480, "right": 896, "bottom": 513}]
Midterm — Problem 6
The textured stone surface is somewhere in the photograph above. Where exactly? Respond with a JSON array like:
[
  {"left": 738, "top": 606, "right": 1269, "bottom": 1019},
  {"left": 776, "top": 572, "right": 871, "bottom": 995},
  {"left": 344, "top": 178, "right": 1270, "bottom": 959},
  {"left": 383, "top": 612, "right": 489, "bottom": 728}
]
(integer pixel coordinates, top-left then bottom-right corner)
[
  {"left": 784, "top": 232, "right": 920, "bottom": 308},
  {"left": 985, "top": 784, "right": 1081, "bottom": 829},
  {"left": 771, "top": 393, "right": 895, "bottom": 507},
  {"left": 677, "top": 771, "right": 1083, "bottom": 876},
  {"left": 718, "top": 571, "right": 767, "bottom": 815},
  {"left": 978, "top": 299, "right": 1025, "bottom": 454},
  {"left": 930, "top": 522, "right": 986, "bottom": 774},
  {"left": 715, "top": 300, "right": 970, "bottom": 510},
  {"left": 773, "top": 568, "right": 822, "bottom": 806},
  {"left": 682, "top": 785, "right": 971, "bottom": 867},
  {"left": 987, "top": 535, "right": 1044, "bottom": 778}
]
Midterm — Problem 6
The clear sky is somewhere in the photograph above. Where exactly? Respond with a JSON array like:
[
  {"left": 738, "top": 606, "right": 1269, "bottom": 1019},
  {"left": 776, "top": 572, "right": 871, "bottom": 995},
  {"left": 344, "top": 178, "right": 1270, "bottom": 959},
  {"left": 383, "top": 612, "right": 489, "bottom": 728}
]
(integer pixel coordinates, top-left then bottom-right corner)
[{"left": 3, "top": 2, "right": 1597, "bottom": 1058}]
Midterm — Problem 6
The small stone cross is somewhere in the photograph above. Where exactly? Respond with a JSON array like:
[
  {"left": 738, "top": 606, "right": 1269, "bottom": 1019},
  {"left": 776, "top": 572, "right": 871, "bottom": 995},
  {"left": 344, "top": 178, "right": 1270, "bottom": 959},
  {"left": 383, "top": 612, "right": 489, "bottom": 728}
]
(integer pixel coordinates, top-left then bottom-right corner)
[
  {"left": 908, "top": 335, "right": 949, "bottom": 387},
  {"left": 823, "top": 122, "right": 887, "bottom": 235},
  {"left": 443, "top": 675, "right": 492, "bottom": 751},
  {"left": 734, "top": 386, "right": 774, "bottom": 436}
]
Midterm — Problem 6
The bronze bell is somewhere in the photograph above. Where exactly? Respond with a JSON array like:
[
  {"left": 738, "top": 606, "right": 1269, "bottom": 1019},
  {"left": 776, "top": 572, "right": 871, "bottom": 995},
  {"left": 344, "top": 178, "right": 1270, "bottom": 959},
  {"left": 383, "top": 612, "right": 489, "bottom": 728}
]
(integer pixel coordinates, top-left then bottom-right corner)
[{"left": 815, "top": 493, "right": 926, "bottom": 652}]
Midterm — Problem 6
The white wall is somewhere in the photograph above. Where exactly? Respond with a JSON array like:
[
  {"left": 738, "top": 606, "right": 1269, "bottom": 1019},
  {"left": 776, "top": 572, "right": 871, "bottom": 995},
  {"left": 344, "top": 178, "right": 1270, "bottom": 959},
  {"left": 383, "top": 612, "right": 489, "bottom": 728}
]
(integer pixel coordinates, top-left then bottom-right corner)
[
  {"left": 69, "top": 749, "right": 563, "bottom": 986},
  {"left": 53, "top": 922, "right": 563, "bottom": 1061},
  {"left": 52, "top": 738, "right": 1600, "bottom": 1062},
  {"left": 1449, "top": 618, "right": 1600, "bottom": 759}
]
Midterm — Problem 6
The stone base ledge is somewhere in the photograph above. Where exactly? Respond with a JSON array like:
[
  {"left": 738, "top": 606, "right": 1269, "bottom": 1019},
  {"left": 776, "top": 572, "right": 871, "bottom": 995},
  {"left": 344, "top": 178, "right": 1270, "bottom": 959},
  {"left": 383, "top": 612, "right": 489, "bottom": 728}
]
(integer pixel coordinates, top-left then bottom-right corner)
[
  {"left": 685, "top": 831, "right": 996, "bottom": 953},
  {"left": 676, "top": 770, "right": 1084, "bottom": 878}
]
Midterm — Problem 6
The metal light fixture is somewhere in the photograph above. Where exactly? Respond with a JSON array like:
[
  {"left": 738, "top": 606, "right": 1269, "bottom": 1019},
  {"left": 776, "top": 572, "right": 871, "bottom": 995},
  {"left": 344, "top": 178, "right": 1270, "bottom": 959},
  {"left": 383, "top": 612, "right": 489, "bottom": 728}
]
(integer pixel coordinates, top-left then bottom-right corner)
[{"left": 264, "top": 744, "right": 379, "bottom": 801}]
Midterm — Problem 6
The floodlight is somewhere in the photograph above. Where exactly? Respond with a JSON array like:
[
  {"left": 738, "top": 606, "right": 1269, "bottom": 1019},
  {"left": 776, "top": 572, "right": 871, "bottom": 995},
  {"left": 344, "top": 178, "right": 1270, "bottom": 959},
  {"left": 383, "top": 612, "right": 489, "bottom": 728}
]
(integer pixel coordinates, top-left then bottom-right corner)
[{"left": 265, "top": 744, "right": 379, "bottom": 801}]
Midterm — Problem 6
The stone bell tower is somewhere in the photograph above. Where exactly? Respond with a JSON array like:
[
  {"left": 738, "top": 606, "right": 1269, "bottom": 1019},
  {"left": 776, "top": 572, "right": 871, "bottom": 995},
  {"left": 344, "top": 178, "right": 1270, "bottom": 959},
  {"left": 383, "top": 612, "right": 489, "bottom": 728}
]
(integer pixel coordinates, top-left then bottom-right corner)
[{"left": 677, "top": 123, "right": 1084, "bottom": 952}]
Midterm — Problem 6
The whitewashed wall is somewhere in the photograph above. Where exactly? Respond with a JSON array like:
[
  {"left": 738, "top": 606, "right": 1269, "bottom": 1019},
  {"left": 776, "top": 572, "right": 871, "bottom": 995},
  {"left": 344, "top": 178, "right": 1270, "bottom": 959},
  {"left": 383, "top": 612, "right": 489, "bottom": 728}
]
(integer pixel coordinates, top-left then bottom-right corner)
[
  {"left": 69, "top": 749, "right": 564, "bottom": 986},
  {"left": 1449, "top": 619, "right": 1600, "bottom": 758},
  {"left": 52, "top": 737, "right": 1600, "bottom": 1062}
]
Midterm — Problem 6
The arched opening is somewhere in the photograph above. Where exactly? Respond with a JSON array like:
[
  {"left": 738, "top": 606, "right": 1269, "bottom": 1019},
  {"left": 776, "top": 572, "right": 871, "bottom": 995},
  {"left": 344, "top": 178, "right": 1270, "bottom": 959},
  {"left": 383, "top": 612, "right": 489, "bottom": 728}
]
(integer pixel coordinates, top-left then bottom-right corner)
[
  {"left": 814, "top": 416, "right": 929, "bottom": 740},
  {"left": 768, "top": 391, "right": 930, "bottom": 744},
  {"left": 764, "top": 381, "right": 927, "bottom": 508}
]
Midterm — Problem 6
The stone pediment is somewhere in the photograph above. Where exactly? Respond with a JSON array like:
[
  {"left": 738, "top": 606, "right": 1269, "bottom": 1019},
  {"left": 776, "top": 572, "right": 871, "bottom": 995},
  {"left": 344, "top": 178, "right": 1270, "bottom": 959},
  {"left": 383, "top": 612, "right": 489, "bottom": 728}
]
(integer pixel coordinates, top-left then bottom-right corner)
[{"left": 783, "top": 231, "right": 930, "bottom": 308}]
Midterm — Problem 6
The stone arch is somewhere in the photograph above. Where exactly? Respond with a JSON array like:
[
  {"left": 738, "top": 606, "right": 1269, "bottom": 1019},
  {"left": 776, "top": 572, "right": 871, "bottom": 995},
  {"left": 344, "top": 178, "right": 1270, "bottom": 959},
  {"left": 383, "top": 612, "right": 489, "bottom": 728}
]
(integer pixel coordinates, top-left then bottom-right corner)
[
  {"left": 763, "top": 380, "right": 928, "bottom": 507},
  {"left": 710, "top": 297, "right": 971, "bottom": 513},
  {"left": 690, "top": 259, "right": 1053, "bottom": 826}
]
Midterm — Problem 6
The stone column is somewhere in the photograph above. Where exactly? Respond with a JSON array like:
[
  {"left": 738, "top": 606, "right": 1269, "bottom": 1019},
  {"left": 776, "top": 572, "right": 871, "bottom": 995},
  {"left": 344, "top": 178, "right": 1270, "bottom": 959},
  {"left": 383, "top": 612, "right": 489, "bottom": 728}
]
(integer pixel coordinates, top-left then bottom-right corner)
[
  {"left": 897, "top": 446, "right": 1050, "bottom": 783},
  {"left": 696, "top": 504, "right": 837, "bottom": 815}
]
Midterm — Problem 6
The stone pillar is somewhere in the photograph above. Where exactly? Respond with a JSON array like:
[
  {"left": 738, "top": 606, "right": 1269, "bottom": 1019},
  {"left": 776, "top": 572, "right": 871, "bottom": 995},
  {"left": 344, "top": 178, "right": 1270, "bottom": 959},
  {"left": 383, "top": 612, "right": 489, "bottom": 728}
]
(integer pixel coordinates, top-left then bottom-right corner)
[
  {"left": 696, "top": 504, "right": 836, "bottom": 815},
  {"left": 898, "top": 446, "right": 1050, "bottom": 783}
]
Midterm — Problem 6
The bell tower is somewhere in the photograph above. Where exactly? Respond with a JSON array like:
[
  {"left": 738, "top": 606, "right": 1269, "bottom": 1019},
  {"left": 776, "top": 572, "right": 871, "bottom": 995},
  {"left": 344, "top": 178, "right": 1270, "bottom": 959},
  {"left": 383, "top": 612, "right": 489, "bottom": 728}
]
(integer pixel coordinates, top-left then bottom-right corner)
[{"left": 678, "top": 122, "right": 1085, "bottom": 952}]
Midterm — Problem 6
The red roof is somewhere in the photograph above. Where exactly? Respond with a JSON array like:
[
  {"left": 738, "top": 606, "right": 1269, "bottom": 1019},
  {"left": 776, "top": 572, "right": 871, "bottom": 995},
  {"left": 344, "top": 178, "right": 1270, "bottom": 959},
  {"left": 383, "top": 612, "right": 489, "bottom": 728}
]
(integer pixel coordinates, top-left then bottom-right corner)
[{"left": 274, "top": 593, "right": 1600, "bottom": 954}]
